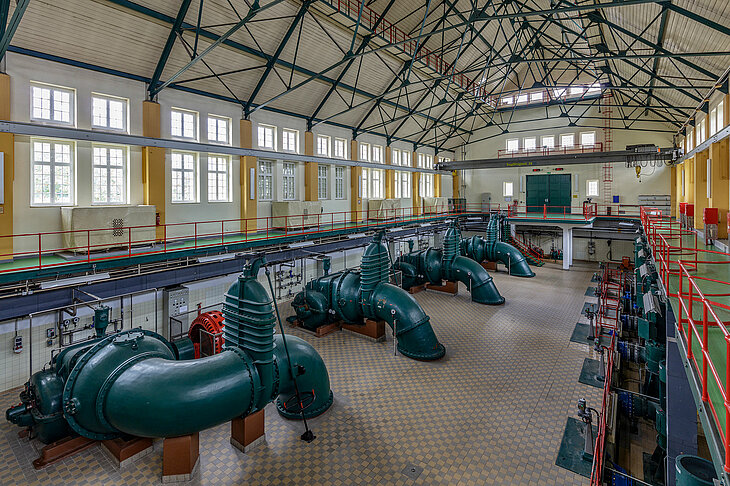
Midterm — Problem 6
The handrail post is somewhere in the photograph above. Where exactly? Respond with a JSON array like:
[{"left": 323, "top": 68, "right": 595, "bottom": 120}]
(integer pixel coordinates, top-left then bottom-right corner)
[
  {"left": 128, "top": 227, "right": 132, "bottom": 258},
  {"left": 725, "top": 334, "right": 730, "bottom": 474},
  {"left": 87, "top": 229, "right": 91, "bottom": 263},
  {"left": 688, "top": 284, "right": 694, "bottom": 361},
  {"left": 194, "top": 222, "right": 198, "bottom": 249},
  {"left": 702, "top": 304, "right": 709, "bottom": 402}
]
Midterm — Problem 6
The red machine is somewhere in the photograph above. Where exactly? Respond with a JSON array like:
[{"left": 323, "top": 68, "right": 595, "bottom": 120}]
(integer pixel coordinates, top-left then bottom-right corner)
[
  {"left": 686, "top": 203, "right": 695, "bottom": 229},
  {"left": 679, "top": 202, "right": 687, "bottom": 227},
  {"left": 188, "top": 310, "right": 225, "bottom": 359},
  {"left": 704, "top": 207, "right": 719, "bottom": 246}
]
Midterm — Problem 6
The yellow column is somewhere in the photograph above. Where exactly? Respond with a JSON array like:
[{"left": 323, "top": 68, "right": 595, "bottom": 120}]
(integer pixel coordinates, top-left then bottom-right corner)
[
  {"left": 0, "top": 73, "right": 14, "bottom": 261},
  {"left": 239, "top": 120, "right": 257, "bottom": 234},
  {"left": 452, "top": 170, "right": 460, "bottom": 199},
  {"left": 693, "top": 151, "right": 708, "bottom": 230},
  {"left": 385, "top": 146, "right": 394, "bottom": 199},
  {"left": 350, "top": 140, "right": 362, "bottom": 222},
  {"left": 670, "top": 165, "right": 677, "bottom": 218},
  {"left": 710, "top": 137, "right": 729, "bottom": 238},
  {"left": 142, "top": 101, "right": 166, "bottom": 240},
  {"left": 304, "top": 131, "right": 317, "bottom": 201},
  {"left": 685, "top": 157, "right": 694, "bottom": 205},
  {"left": 411, "top": 151, "right": 421, "bottom": 216},
  {"left": 434, "top": 160, "right": 441, "bottom": 198}
]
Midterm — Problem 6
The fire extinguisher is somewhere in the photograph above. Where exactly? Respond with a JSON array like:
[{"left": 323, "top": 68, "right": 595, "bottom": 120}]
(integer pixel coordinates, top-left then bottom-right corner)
[{"left": 156, "top": 212, "right": 161, "bottom": 226}]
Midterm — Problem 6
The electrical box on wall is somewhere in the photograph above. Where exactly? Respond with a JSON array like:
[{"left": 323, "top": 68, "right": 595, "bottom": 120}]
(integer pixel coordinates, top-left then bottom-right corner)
[{"left": 163, "top": 286, "right": 190, "bottom": 340}]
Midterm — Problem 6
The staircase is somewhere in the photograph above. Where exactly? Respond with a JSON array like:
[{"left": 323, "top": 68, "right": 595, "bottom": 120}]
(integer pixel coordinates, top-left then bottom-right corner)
[{"left": 507, "top": 236, "right": 545, "bottom": 267}]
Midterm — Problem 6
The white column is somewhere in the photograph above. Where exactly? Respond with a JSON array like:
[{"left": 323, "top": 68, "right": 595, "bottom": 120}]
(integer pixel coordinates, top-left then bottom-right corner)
[{"left": 562, "top": 227, "right": 572, "bottom": 270}]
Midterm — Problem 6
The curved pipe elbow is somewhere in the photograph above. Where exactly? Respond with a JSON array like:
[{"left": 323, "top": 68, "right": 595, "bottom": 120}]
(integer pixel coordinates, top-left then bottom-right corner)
[
  {"left": 492, "top": 242, "right": 535, "bottom": 278},
  {"left": 450, "top": 256, "right": 505, "bottom": 305},
  {"left": 370, "top": 283, "right": 445, "bottom": 360}
]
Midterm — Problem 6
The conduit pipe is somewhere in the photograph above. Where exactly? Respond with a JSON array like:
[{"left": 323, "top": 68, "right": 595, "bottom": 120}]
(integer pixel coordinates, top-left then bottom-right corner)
[{"left": 460, "top": 215, "right": 535, "bottom": 277}]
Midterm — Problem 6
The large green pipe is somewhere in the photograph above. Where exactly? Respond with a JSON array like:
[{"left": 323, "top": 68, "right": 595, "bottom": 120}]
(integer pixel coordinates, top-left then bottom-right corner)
[
  {"left": 290, "top": 232, "right": 445, "bottom": 360},
  {"left": 459, "top": 216, "right": 535, "bottom": 278},
  {"left": 6, "top": 260, "right": 333, "bottom": 444}
]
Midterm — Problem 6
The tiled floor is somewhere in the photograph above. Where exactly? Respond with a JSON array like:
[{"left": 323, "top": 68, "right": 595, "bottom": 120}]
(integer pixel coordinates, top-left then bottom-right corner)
[{"left": 1, "top": 262, "right": 602, "bottom": 485}]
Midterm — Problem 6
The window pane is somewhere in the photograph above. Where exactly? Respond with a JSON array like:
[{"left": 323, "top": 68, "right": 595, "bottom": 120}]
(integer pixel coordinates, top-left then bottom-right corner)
[
  {"left": 92, "top": 98, "right": 107, "bottom": 127},
  {"left": 108, "top": 100, "right": 125, "bottom": 129}
]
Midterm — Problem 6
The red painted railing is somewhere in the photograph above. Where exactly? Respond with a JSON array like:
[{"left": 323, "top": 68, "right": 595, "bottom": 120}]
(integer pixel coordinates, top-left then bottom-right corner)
[
  {"left": 591, "top": 332, "right": 616, "bottom": 485},
  {"left": 497, "top": 142, "right": 604, "bottom": 158},
  {"left": 506, "top": 203, "right": 641, "bottom": 219},
  {"left": 641, "top": 207, "right": 730, "bottom": 473}
]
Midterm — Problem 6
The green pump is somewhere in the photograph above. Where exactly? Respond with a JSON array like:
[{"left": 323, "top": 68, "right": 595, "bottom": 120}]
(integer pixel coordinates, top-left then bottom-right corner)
[
  {"left": 5, "top": 258, "right": 333, "bottom": 443},
  {"left": 395, "top": 221, "right": 506, "bottom": 305},
  {"left": 290, "top": 232, "right": 445, "bottom": 361},
  {"left": 460, "top": 215, "right": 535, "bottom": 277}
]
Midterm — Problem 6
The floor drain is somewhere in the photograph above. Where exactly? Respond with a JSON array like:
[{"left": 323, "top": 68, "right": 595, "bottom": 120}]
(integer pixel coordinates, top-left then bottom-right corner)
[{"left": 402, "top": 464, "right": 423, "bottom": 480}]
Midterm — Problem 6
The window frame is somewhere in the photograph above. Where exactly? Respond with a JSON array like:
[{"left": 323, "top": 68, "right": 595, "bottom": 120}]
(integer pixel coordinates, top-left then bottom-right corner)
[
  {"left": 506, "top": 138, "right": 519, "bottom": 153},
  {"left": 503, "top": 181, "right": 514, "bottom": 198},
  {"left": 317, "top": 164, "right": 328, "bottom": 200},
  {"left": 91, "top": 143, "right": 128, "bottom": 205},
  {"left": 334, "top": 166, "right": 345, "bottom": 199},
  {"left": 560, "top": 133, "right": 575, "bottom": 148},
  {"left": 372, "top": 145, "right": 383, "bottom": 163},
  {"left": 207, "top": 154, "right": 231, "bottom": 203},
  {"left": 282, "top": 128, "right": 299, "bottom": 153},
  {"left": 282, "top": 162, "right": 296, "bottom": 201},
  {"left": 524, "top": 137, "right": 537, "bottom": 152},
  {"left": 530, "top": 92, "right": 544, "bottom": 103},
  {"left": 170, "top": 107, "right": 199, "bottom": 141},
  {"left": 541, "top": 135, "right": 555, "bottom": 149},
  {"left": 91, "top": 93, "right": 129, "bottom": 133},
  {"left": 30, "top": 82, "right": 76, "bottom": 126},
  {"left": 334, "top": 138, "right": 347, "bottom": 159},
  {"left": 316, "top": 134, "right": 331, "bottom": 157},
  {"left": 31, "top": 138, "right": 76, "bottom": 206},
  {"left": 257, "top": 124, "right": 277, "bottom": 151},
  {"left": 586, "top": 179, "right": 599, "bottom": 198},
  {"left": 258, "top": 159, "right": 274, "bottom": 201},
  {"left": 206, "top": 114, "right": 231, "bottom": 145},
  {"left": 580, "top": 131, "right": 596, "bottom": 147},
  {"left": 170, "top": 151, "right": 198, "bottom": 203},
  {"left": 359, "top": 142, "right": 370, "bottom": 162}
]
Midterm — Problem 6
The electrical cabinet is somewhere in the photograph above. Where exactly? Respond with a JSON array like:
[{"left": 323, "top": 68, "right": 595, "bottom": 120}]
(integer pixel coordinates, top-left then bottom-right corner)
[{"left": 163, "top": 286, "right": 190, "bottom": 340}]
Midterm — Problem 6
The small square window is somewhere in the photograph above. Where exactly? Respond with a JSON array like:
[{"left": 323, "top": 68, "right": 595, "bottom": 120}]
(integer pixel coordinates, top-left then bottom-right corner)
[
  {"left": 282, "top": 129, "right": 299, "bottom": 153},
  {"left": 257, "top": 124, "right": 276, "bottom": 150},
  {"left": 506, "top": 139, "right": 519, "bottom": 153},
  {"left": 541, "top": 135, "right": 555, "bottom": 149},
  {"left": 31, "top": 83, "right": 75, "bottom": 125},
  {"left": 516, "top": 94, "right": 528, "bottom": 104},
  {"left": 530, "top": 92, "right": 543, "bottom": 102},
  {"left": 503, "top": 181, "right": 514, "bottom": 197},
  {"left": 580, "top": 131, "right": 595, "bottom": 147},
  {"left": 207, "top": 115, "right": 230, "bottom": 145},
  {"left": 316, "top": 135, "right": 331, "bottom": 157},
  {"left": 560, "top": 134, "right": 574, "bottom": 148},
  {"left": 501, "top": 96, "right": 513, "bottom": 105},
  {"left": 92, "top": 94, "right": 128, "bottom": 132},
  {"left": 586, "top": 179, "right": 599, "bottom": 197},
  {"left": 334, "top": 138, "right": 347, "bottom": 158},
  {"left": 524, "top": 137, "right": 536, "bottom": 151}
]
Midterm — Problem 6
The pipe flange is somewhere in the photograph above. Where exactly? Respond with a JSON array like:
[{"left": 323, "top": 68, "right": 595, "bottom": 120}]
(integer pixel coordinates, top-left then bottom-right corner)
[
  {"left": 224, "top": 346, "right": 260, "bottom": 416},
  {"left": 276, "top": 390, "right": 334, "bottom": 420},
  {"left": 398, "top": 342, "right": 446, "bottom": 361}
]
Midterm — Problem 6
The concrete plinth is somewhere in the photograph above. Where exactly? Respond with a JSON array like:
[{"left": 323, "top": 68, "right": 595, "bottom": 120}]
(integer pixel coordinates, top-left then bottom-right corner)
[
  {"left": 162, "top": 432, "right": 199, "bottom": 483},
  {"left": 231, "top": 409, "right": 265, "bottom": 453}
]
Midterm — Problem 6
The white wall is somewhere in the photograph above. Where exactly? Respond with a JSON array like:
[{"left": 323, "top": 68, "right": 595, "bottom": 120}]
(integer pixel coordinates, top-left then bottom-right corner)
[{"left": 4, "top": 51, "right": 455, "bottom": 252}]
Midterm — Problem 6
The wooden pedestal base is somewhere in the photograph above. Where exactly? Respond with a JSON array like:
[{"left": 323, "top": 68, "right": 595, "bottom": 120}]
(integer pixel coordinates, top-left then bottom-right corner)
[
  {"left": 407, "top": 283, "right": 427, "bottom": 294},
  {"left": 341, "top": 318, "right": 386, "bottom": 342},
  {"left": 426, "top": 280, "right": 458, "bottom": 295},
  {"left": 162, "top": 432, "right": 199, "bottom": 483},
  {"left": 32, "top": 435, "right": 96, "bottom": 469},
  {"left": 289, "top": 318, "right": 340, "bottom": 337},
  {"left": 481, "top": 261, "right": 497, "bottom": 271},
  {"left": 231, "top": 409, "right": 265, "bottom": 453},
  {"left": 102, "top": 436, "right": 154, "bottom": 468}
]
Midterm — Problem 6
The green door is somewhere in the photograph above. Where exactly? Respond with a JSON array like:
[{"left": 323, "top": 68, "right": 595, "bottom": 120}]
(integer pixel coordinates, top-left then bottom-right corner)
[{"left": 526, "top": 174, "right": 571, "bottom": 214}]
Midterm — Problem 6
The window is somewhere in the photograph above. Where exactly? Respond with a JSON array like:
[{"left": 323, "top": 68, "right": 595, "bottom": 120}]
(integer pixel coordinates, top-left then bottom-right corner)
[
  {"left": 541, "top": 135, "right": 555, "bottom": 149},
  {"left": 318, "top": 165, "right": 328, "bottom": 199},
  {"left": 524, "top": 137, "right": 536, "bottom": 151},
  {"left": 687, "top": 130, "right": 694, "bottom": 151},
  {"left": 417, "top": 153, "right": 434, "bottom": 197},
  {"left": 257, "top": 124, "right": 276, "bottom": 150},
  {"left": 587, "top": 83, "right": 601, "bottom": 94},
  {"left": 335, "top": 166, "right": 345, "bottom": 199},
  {"left": 359, "top": 142, "right": 370, "bottom": 161},
  {"left": 586, "top": 179, "right": 599, "bottom": 197},
  {"left": 334, "top": 138, "right": 347, "bottom": 158},
  {"left": 207, "top": 155, "right": 230, "bottom": 202},
  {"left": 31, "top": 83, "right": 74, "bottom": 125},
  {"left": 92, "top": 145, "right": 127, "bottom": 204},
  {"left": 560, "top": 133, "right": 574, "bottom": 148},
  {"left": 553, "top": 88, "right": 566, "bottom": 99},
  {"left": 392, "top": 148, "right": 401, "bottom": 166},
  {"left": 371, "top": 169, "right": 383, "bottom": 198},
  {"left": 501, "top": 96, "right": 513, "bottom": 105},
  {"left": 697, "top": 118, "right": 707, "bottom": 145},
  {"left": 401, "top": 171, "right": 411, "bottom": 198},
  {"left": 580, "top": 131, "right": 596, "bottom": 147},
  {"left": 569, "top": 86, "right": 584, "bottom": 97},
  {"left": 282, "top": 162, "right": 296, "bottom": 200},
  {"left": 506, "top": 138, "right": 519, "bottom": 153},
  {"left": 171, "top": 151, "right": 197, "bottom": 203},
  {"left": 282, "top": 128, "right": 298, "bottom": 153},
  {"left": 401, "top": 149, "right": 411, "bottom": 166},
  {"left": 171, "top": 108, "right": 197, "bottom": 140},
  {"left": 417, "top": 153, "right": 433, "bottom": 169},
  {"left": 258, "top": 160, "right": 273, "bottom": 200},
  {"left": 361, "top": 168, "right": 369, "bottom": 198},
  {"left": 516, "top": 94, "right": 528, "bottom": 104},
  {"left": 92, "top": 94, "right": 127, "bottom": 132},
  {"left": 530, "top": 92, "right": 543, "bottom": 102},
  {"left": 207, "top": 115, "right": 230, "bottom": 145},
  {"left": 372, "top": 145, "right": 383, "bottom": 163},
  {"left": 316, "top": 135, "right": 330, "bottom": 157},
  {"left": 503, "top": 181, "right": 514, "bottom": 197},
  {"left": 718, "top": 101, "right": 725, "bottom": 131},
  {"left": 32, "top": 140, "right": 74, "bottom": 205}
]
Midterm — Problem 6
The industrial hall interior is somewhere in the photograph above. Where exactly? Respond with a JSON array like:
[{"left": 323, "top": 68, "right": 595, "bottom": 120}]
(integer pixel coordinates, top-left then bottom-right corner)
[{"left": 2, "top": 0, "right": 730, "bottom": 485}]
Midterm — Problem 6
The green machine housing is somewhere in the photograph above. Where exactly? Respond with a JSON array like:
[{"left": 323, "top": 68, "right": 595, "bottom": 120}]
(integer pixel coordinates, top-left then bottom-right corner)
[
  {"left": 6, "top": 258, "right": 333, "bottom": 444},
  {"left": 460, "top": 214, "right": 534, "bottom": 278}
]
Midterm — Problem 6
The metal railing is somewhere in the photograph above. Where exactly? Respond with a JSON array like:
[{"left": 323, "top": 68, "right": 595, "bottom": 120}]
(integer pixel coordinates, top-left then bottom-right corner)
[
  {"left": 591, "top": 332, "right": 616, "bottom": 485},
  {"left": 497, "top": 142, "right": 604, "bottom": 158}
]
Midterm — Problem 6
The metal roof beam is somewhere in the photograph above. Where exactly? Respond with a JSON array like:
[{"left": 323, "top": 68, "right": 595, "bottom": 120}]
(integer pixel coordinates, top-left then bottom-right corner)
[
  {"left": 0, "top": 0, "right": 29, "bottom": 63},
  {"left": 244, "top": 0, "right": 312, "bottom": 115},
  {"left": 147, "top": 0, "right": 194, "bottom": 99},
  {"left": 663, "top": 2, "right": 730, "bottom": 38}
]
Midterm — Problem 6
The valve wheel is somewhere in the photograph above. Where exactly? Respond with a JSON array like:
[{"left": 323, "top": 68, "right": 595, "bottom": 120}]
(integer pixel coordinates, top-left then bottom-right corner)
[{"left": 282, "top": 390, "right": 316, "bottom": 413}]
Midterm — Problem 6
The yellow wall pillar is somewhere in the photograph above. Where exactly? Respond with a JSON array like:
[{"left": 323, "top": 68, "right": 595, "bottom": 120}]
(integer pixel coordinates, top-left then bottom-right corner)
[
  {"left": 452, "top": 170, "right": 460, "bottom": 199},
  {"left": 142, "top": 101, "right": 166, "bottom": 240},
  {"left": 350, "top": 140, "right": 362, "bottom": 222},
  {"left": 0, "top": 73, "right": 14, "bottom": 261},
  {"left": 670, "top": 165, "right": 677, "bottom": 218},
  {"left": 385, "top": 146, "right": 394, "bottom": 199},
  {"left": 239, "top": 120, "right": 257, "bottom": 234},
  {"left": 693, "top": 152, "right": 708, "bottom": 230},
  {"left": 685, "top": 158, "right": 694, "bottom": 205},
  {"left": 411, "top": 151, "right": 421, "bottom": 216},
  {"left": 709, "top": 138, "right": 729, "bottom": 238},
  {"left": 304, "top": 131, "right": 317, "bottom": 201},
  {"left": 434, "top": 170, "right": 442, "bottom": 197}
]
